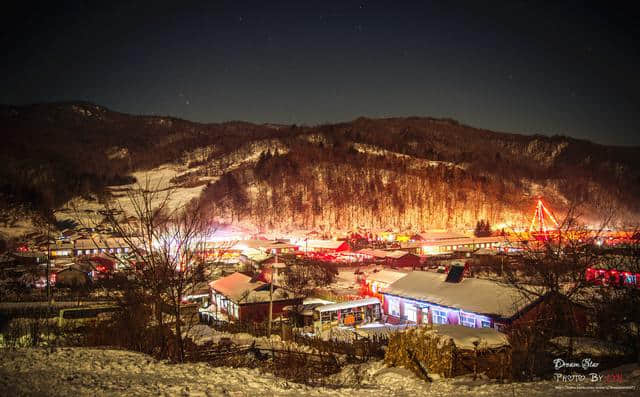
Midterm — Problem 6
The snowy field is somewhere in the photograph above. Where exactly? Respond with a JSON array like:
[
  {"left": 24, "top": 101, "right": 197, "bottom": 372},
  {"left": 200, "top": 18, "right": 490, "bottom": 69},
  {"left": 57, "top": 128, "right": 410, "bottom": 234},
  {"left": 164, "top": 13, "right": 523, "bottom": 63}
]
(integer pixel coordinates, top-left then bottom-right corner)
[{"left": 1, "top": 348, "right": 638, "bottom": 396}]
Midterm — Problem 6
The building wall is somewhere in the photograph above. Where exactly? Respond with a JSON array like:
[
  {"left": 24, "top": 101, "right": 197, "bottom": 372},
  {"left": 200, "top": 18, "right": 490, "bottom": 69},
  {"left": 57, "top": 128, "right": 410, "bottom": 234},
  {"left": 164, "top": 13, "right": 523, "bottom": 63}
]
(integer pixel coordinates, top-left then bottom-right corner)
[
  {"left": 510, "top": 296, "right": 587, "bottom": 335},
  {"left": 388, "top": 255, "right": 420, "bottom": 267},
  {"left": 238, "top": 298, "right": 303, "bottom": 323},
  {"left": 383, "top": 293, "right": 498, "bottom": 329}
]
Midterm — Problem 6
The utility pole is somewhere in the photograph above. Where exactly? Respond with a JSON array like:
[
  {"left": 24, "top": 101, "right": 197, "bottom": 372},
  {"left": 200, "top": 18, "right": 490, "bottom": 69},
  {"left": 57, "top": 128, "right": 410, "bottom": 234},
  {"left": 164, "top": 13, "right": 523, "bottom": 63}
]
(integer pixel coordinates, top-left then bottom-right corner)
[
  {"left": 46, "top": 219, "right": 52, "bottom": 308},
  {"left": 268, "top": 253, "right": 285, "bottom": 336}
]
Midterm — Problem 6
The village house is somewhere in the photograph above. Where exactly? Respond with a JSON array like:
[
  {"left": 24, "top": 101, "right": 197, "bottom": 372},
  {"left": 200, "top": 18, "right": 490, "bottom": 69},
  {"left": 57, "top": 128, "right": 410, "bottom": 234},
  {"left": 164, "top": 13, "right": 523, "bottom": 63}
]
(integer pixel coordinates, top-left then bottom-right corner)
[
  {"left": 382, "top": 270, "right": 541, "bottom": 331},
  {"left": 208, "top": 272, "right": 302, "bottom": 323},
  {"left": 402, "top": 236, "right": 505, "bottom": 256},
  {"left": 361, "top": 268, "right": 408, "bottom": 302},
  {"left": 357, "top": 249, "right": 421, "bottom": 267},
  {"left": 312, "top": 297, "right": 382, "bottom": 334},
  {"left": 198, "top": 239, "right": 298, "bottom": 262},
  {"left": 55, "top": 265, "right": 91, "bottom": 287},
  {"left": 44, "top": 241, "right": 74, "bottom": 258},
  {"left": 585, "top": 256, "right": 640, "bottom": 288},
  {"left": 73, "top": 238, "right": 131, "bottom": 256},
  {"left": 238, "top": 240, "right": 299, "bottom": 255},
  {"left": 304, "top": 239, "right": 350, "bottom": 253}
]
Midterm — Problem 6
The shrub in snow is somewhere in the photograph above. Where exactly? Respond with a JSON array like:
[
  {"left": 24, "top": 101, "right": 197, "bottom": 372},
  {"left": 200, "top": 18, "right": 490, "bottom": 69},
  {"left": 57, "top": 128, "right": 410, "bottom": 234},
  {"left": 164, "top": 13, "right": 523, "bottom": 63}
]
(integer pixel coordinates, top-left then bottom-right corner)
[{"left": 385, "top": 324, "right": 512, "bottom": 380}]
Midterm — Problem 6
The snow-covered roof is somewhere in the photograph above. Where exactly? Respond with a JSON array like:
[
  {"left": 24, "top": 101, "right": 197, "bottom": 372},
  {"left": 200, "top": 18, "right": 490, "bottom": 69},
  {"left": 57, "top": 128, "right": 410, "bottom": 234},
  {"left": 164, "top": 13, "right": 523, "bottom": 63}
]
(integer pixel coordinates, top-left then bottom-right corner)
[
  {"left": 357, "top": 248, "right": 390, "bottom": 258},
  {"left": 428, "top": 325, "right": 510, "bottom": 350},
  {"left": 74, "top": 238, "right": 131, "bottom": 250},
  {"left": 210, "top": 272, "right": 299, "bottom": 304},
  {"left": 240, "top": 288, "right": 298, "bottom": 304},
  {"left": 232, "top": 240, "right": 299, "bottom": 251},
  {"left": 384, "top": 250, "right": 416, "bottom": 259},
  {"left": 366, "top": 269, "right": 408, "bottom": 285},
  {"left": 385, "top": 271, "right": 536, "bottom": 318},
  {"left": 358, "top": 249, "right": 416, "bottom": 260},
  {"left": 315, "top": 297, "right": 381, "bottom": 313},
  {"left": 210, "top": 272, "right": 265, "bottom": 301},
  {"left": 306, "top": 239, "right": 349, "bottom": 250}
]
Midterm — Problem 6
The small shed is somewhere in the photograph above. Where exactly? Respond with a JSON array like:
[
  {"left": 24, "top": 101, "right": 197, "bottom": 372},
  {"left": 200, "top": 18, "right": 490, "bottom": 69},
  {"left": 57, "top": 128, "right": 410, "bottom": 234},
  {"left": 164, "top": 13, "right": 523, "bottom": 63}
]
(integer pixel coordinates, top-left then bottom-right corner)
[
  {"left": 56, "top": 267, "right": 91, "bottom": 287},
  {"left": 313, "top": 297, "right": 381, "bottom": 334}
]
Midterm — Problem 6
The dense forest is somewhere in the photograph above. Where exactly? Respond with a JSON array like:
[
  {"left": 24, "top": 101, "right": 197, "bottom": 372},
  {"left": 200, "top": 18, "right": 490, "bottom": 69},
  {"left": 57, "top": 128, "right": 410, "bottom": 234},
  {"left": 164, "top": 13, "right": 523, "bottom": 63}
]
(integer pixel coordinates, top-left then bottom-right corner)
[{"left": 1, "top": 102, "right": 639, "bottom": 230}]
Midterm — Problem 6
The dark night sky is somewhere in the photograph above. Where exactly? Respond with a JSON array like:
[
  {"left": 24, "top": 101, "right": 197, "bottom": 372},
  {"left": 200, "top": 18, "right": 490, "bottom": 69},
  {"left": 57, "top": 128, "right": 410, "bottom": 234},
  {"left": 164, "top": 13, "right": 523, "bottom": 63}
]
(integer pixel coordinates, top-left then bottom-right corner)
[{"left": 2, "top": 1, "right": 639, "bottom": 145}]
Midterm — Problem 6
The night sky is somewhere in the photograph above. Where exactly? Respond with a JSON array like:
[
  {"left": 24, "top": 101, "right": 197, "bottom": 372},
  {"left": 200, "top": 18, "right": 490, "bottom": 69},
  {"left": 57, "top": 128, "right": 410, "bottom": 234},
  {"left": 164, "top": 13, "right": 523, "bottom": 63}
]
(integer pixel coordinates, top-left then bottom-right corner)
[{"left": 2, "top": 1, "right": 639, "bottom": 145}]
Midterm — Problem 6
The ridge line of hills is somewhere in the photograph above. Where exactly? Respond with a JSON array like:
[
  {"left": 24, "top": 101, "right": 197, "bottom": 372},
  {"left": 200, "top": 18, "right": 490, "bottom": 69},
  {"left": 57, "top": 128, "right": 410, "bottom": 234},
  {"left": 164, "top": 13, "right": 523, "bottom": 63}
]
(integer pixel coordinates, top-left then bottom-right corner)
[{"left": 1, "top": 102, "right": 639, "bottom": 231}]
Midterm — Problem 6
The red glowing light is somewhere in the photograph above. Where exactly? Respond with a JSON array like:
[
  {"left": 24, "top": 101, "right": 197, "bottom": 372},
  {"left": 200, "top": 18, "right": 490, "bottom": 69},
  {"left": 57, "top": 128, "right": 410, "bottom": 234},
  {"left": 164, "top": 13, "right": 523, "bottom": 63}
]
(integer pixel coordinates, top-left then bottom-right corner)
[{"left": 529, "top": 199, "right": 560, "bottom": 235}]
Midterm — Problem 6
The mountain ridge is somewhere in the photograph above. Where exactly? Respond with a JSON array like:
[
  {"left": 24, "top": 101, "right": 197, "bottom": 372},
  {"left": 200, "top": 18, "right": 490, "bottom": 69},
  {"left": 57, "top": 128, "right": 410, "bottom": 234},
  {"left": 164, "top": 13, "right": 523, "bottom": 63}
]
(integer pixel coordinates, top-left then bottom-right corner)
[{"left": 1, "top": 102, "right": 639, "bottom": 230}]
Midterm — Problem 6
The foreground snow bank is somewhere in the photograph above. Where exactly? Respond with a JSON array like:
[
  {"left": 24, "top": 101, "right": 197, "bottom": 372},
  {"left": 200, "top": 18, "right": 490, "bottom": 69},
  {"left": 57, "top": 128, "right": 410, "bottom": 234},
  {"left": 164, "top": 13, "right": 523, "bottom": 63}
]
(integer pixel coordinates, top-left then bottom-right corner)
[{"left": 1, "top": 348, "right": 638, "bottom": 396}]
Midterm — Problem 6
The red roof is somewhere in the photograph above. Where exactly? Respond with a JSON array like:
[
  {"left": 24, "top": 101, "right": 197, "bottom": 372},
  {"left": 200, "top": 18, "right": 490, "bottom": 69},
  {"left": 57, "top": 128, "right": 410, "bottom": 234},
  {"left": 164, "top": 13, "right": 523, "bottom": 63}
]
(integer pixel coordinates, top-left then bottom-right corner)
[{"left": 210, "top": 272, "right": 266, "bottom": 302}]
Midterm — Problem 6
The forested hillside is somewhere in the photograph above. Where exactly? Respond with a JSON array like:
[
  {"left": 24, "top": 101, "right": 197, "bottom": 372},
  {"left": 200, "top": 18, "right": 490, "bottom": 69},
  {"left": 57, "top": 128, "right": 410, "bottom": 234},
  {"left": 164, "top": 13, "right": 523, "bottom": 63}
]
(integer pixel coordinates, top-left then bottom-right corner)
[{"left": 2, "top": 103, "right": 639, "bottom": 230}]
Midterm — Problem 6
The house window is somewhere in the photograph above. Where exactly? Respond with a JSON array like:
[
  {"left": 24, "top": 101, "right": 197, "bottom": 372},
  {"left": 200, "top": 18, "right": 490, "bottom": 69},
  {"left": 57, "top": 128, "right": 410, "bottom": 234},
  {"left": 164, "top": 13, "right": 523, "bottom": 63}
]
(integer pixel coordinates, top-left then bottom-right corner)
[
  {"left": 494, "top": 322, "right": 505, "bottom": 332},
  {"left": 460, "top": 312, "right": 476, "bottom": 328},
  {"left": 480, "top": 319, "right": 491, "bottom": 328},
  {"left": 625, "top": 274, "right": 637, "bottom": 285},
  {"left": 432, "top": 309, "right": 448, "bottom": 324},
  {"left": 388, "top": 298, "right": 400, "bottom": 317},
  {"left": 421, "top": 308, "right": 430, "bottom": 324},
  {"left": 405, "top": 304, "right": 417, "bottom": 322}
]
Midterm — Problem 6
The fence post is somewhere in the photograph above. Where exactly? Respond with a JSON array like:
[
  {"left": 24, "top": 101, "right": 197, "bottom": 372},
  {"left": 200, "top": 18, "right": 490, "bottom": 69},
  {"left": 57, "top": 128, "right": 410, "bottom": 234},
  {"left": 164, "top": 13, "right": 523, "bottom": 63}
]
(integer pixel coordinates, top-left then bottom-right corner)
[{"left": 473, "top": 341, "right": 479, "bottom": 380}]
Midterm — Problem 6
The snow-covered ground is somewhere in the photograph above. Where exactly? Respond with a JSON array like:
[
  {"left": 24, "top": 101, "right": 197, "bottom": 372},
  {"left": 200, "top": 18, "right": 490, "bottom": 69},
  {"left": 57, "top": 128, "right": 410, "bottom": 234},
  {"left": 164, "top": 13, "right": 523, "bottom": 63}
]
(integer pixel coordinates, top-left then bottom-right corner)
[
  {"left": 353, "top": 143, "right": 465, "bottom": 170},
  {"left": 1, "top": 348, "right": 638, "bottom": 396}
]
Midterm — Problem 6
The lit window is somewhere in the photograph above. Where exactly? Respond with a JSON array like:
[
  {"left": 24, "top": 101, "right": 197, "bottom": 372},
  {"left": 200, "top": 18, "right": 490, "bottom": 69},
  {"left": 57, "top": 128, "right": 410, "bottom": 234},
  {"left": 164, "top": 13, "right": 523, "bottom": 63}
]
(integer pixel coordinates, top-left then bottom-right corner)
[
  {"left": 421, "top": 308, "right": 430, "bottom": 324},
  {"left": 432, "top": 309, "right": 448, "bottom": 324},
  {"left": 460, "top": 312, "right": 476, "bottom": 328},
  {"left": 481, "top": 319, "right": 491, "bottom": 328},
  {"left": 625, "top": 274, "right": 636, "bottom": 285},
  {"left": 405, "top": 305, "right": 417, "bottom": 322},
  {"left": 388, "top": 298, "right": 400, "bottom": 317}
]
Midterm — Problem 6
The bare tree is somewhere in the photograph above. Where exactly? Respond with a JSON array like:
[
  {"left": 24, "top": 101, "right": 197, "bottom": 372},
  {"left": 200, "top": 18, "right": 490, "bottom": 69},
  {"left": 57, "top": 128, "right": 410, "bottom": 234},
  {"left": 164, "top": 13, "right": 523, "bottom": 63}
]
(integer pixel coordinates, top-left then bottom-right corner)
[
  {"left": 279, "top": 256, "right": 338, "bottom": 298},
  {"left": 496, "top": 199, "right": 618, "bottom": 377},
  {"left": 72, "top": 177, "right": 219, "bottom": 361}
]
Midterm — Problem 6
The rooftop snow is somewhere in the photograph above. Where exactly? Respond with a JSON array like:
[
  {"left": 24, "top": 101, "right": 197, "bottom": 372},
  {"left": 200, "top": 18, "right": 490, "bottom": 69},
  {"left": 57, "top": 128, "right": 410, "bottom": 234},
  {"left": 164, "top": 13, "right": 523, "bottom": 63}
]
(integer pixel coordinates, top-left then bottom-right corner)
[
  {"left": 427, "top": 324, "right": 510, "bottom": 350},
  {"left": 366, "top": 269, "right": 408, "bottom": 285},
  {"left": 385, "top": 271, "right": 536, "bottom": 318},
  {"left": 316, "top": 297, "right": 381, "bottom": 313},
  {"left": 210, "top": 272, "right": 265, "bottom": 302},
  {"left": 210, "top": 272, "right": 298, "bottom": 304},
  {"left": 358, "top": 249, "right": 414, "bottom": 259},
  {"left": 306, "top": 239, "right": 349, "bottom": 250}
]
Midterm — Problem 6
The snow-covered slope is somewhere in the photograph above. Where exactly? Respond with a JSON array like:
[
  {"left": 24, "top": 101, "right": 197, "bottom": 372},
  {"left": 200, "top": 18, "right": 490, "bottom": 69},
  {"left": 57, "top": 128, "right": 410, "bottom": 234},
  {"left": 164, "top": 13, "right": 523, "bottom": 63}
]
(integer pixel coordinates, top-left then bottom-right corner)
[{"left": 1, "top": 348, "right": 638, "bottom": 396}]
